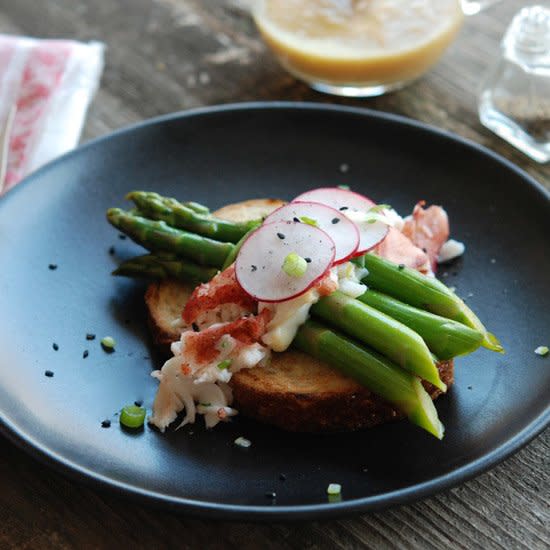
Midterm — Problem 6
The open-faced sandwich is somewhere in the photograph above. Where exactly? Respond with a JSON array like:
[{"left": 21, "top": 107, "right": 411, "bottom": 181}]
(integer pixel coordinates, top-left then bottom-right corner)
[{"left": 107, "top": 187, "right": 503, "bottom": 438}]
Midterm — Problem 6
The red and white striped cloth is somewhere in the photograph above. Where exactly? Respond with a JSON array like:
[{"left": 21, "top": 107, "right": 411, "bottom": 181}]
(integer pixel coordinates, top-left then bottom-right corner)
[{"left": 0, "top": 35, "right": 104, "bottom": 194}]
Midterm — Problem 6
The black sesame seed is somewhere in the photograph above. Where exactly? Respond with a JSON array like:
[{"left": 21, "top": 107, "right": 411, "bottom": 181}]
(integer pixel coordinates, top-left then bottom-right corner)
[
  {"left": 44, "top": 370, "right": 54, "bottom": 378},
  {"left": 339, "top": 206, "right": 349, "bottom": 211},
  {"left": 251, "top": 265, "right": 257, "bottom": 272},
  {"left": 83, "top": 350, "right": 89, "bottom": 359},
  {"left": 467, "top": 386, "right": 473, "bottom": 390},
  {"left": 293, "top": 217, "right": 300, "bottom": 223},
  {"left": 134, "top": 400, "right": 143, "bottom": 407},
  {"left": 279, "top": 473, "right": 287, "bottom": 481},
  {"left": 86, "top": 333, "right": 96, "bottom": 340},
  {"left": 52, "top": 343, "right": 59, "bottom": 351},
  {"left": 277, "top": 232, "right": 285, "bottom": 240},
  {"left": 305, "top": 257, "right": 312, "bottom": 263},
  {"left": 422, "top": 247, "right": 427, "bottom": 253},
  {"left": 108, "top": 246, "right": 115, "bottom": 255},
  {"left": 192, "top": 323, "right": 199, "bottom": 332},
  {"left": 331, "top": 217, "right": 340, "bottom": 224},
  {"left": 265, "top": 491, "right": 276, "bottom": 499},
  {"left": 398, "top": 264, "right": 405, "bottom": 270},
  {"left": 101, "top": 419, "right": 111, "bottom": 428},
  {"left": 118, "top": 234, "right": 127, "bottom": 240},
  {"left": 48, "top": 264, "right": 58, "bottom": 270}
]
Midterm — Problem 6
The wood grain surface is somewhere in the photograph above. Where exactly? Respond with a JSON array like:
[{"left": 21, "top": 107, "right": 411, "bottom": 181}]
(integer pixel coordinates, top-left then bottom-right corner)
[{"left": 0, "top": 1, "right": 548, "bottom": 548}]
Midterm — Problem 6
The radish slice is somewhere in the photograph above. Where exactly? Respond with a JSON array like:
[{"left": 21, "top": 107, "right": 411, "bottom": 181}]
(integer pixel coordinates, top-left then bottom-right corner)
[
  {"left": 263, "top": 201, "right": 359, "bottom": 264},
  {"left": 293, "top": 187, "right": 390, "bottom": 254},
  {"left": 294, "top": 187, "right": 376, "bottom": 211},
  {"left": 235, "top": 221, "right": 335, "bottom": 303}
]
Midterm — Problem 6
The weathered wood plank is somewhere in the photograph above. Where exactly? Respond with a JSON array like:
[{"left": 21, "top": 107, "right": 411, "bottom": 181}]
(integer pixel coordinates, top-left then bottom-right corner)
[{"left": 0, "top": 0, "right": 548, "bottom": 548}]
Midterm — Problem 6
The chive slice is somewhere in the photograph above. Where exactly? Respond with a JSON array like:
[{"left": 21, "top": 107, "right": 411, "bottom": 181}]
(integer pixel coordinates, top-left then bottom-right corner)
[
  {"left": 101, "top": 336, "right": 116, "bottom": 352},
  {"left": 217, "top": 359, "right": 232, "bottom": 370},
  {"left": 282, "top": 252, "right": 308, "bottom": 278},
  {"left": 299, "top": 216, "right": 318, "bottom": 227},
  {"left": 120, "top": 405, "right": 146, "bottom": 428}
]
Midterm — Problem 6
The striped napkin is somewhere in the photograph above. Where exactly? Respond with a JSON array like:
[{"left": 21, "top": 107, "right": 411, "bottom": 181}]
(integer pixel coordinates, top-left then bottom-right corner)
[{"left": 0, "top": 35, "right": 104, "bottom": 194}]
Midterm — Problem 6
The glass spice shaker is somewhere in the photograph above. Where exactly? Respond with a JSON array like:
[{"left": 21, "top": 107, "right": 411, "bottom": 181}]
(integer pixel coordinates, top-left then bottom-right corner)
[{"left": 479, "top": 5, "right": 550, "bottom": 163}]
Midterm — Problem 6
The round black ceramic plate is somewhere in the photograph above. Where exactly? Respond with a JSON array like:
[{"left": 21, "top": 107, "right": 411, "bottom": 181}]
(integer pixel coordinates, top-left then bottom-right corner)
[{"left": 0, "top": 103, "right": 548, "bottom": 520}]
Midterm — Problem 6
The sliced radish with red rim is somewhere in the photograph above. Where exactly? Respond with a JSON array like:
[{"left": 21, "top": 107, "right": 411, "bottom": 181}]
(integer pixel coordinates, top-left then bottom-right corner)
[
  {"left": 293, "top": 187, "right": 390, "bottom": 254},
  {"left": 235, "top": 221, "right": 335, "bottom": 303},
  {"left": 263, "top": 201, "right": 359, "bottom": 264}
]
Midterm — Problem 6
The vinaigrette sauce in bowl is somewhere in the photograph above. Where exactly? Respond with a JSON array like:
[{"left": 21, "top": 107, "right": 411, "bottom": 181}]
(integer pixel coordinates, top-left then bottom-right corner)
[{"left": 253, "top": 0, "right": 464, "bottom": 96}]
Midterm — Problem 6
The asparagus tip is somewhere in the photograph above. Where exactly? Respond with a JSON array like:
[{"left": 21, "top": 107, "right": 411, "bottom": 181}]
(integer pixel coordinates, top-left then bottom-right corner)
[{"left": 483, "top": 332, "right": 505, "bottom": 354}]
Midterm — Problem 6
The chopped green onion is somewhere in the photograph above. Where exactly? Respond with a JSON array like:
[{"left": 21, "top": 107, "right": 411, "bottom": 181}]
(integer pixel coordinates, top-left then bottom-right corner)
[
  {"left": 327, "top": 483, "right": 341, "bottom": 495},
  {"left": 368, "top": 204, "right": 392, "bottom": 213},
  {"left": 282, "top": 252, "right": 308, "bottom": 278},
  {"left": 217, "top": 359, "right": 232, "bottom": 370},
  {"left": 338, "top": 184, "right": 350, "bottom": 190},
  {"left": 299, "top": 216, "right": 318, "bottom": 227},
  {"left": 101, "top": 336, "right": 116, "bottom": 352},
  {"left": 364, "top": 212, "right": 388, "bottom": 225},
  {"left": 199, "top": 402, "right": 212, "bottom": 407},
  {"left": 535, "top": 345, "right": 549, "bottom": 356},
  {"left": 234, "top": 436, "right": 251, "bottom": 448},
  {"left": 120, "top": 405, "right": 146, "bottom": 428}
]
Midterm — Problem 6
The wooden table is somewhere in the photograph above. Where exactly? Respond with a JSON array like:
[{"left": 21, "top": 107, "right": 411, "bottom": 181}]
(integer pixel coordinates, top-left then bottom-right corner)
[{"left": 0, "top": 1, "right": 548, "bottom": 548}]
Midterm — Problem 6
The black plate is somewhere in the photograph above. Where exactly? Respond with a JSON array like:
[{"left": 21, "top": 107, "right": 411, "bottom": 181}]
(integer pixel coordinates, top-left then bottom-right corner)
[{"left": 0, "top": 103, "right": 548, "bottom": 520}]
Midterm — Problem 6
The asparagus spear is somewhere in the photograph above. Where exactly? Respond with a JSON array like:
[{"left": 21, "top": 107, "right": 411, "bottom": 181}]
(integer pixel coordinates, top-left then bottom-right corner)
[
  {"left": 358, "top": 289, "right": 484, "bottom": 359},
  {"left": 312, "top": 291, "right": 446, "bottom": 390},
  {"left": 106, "top": 208, "right": 234, "bottom": 267},
  {"left": 126, "top": 191, "right": 258, "bottom": 243},
  {"left": 293, "top": 320, "right": 444, "bottom": 439},
  {"left": 361, "top": 254, "right": 504, "bottom": 353},
  {"left": 113, "top": 253, "right": 218, "bottom": 284},
  {"left": 182, "top": 201, "right": 210, "bottom": 215}
]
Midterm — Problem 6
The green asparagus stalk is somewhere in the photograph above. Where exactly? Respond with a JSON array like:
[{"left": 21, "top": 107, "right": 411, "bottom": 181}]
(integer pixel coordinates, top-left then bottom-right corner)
[
  {"left": 312, "top": 291, "right": 446, "bottom": 391},
  {"left": 126, "top": 191, "right": 258, "bottom": 243},
  {"left": 113, "top": 253, "right": 218, "bottom": 284},
  {"left": 106, "top": 208, "right": 234, "bottom": 267},
  {"left": 221, "top": 224, "right": 260, "bottom": 270},
  {"left": 358, "top": 289, "right": 484, "bottom": 359},
  {"left": 361, "top": 254, "right": 504, "bottom": 353},
  {"left": 182, "top": 201, "right": 210, "bottom": 215},
  {"left": 293, "top": 321, "right": 444, "bottom": 439}
]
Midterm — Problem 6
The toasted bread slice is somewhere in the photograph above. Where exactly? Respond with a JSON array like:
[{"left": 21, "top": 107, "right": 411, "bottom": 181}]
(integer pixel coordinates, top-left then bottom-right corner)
[{"left": 144, "top": 199, "right": 454, "bottom": 432}]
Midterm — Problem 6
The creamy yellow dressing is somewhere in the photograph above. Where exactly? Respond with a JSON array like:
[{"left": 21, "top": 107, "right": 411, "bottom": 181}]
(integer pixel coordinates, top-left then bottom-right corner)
[{"left": 254, "top": 0, "right": 463, "bottom": 88}]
